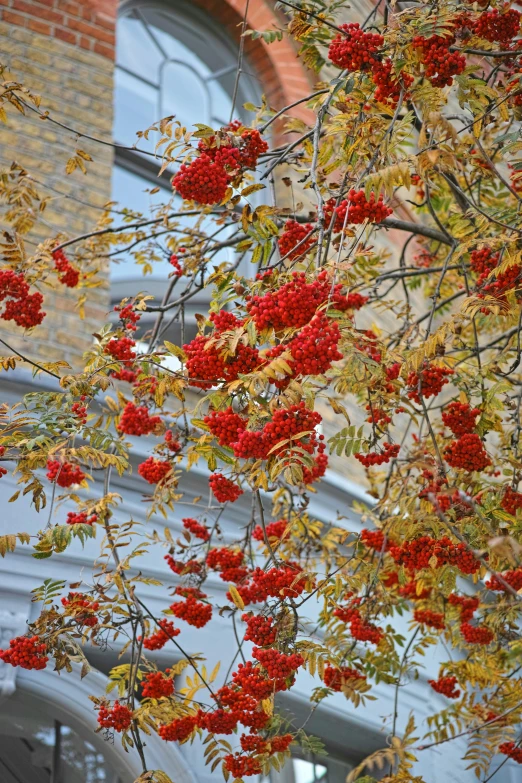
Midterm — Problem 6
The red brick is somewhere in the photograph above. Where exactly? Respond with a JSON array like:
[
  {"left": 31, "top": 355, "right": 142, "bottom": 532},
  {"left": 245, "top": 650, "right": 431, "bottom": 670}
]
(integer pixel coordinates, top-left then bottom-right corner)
[
  {"left": 66, "top": 16, "right": 115, "bottom": 44},
  {"left": 0, "top": 0, "right": 11, "bottom": 7},
  {"left": 13, "top": 0, "right": 64, "bottom": 24},
  {"left": 93, "top": 11, "right": 115, "bottom": 31},
  {"left": 3, "top": 10, "right": 28, "bottom": 25},
  {"left": 79, "top": 33, "right": 91, "bottom": 49},
  {"left": 28, "top": 16, "right": 51, "bottom": 34},
  {"left": 93, "top": 39, "right": 114, "bottom": 59},
  {"left": 60, "top": 0, "right": 81, "bottom": 16},
  {"left": 54, "top": 25, "right": 77, "bottom": 44}
]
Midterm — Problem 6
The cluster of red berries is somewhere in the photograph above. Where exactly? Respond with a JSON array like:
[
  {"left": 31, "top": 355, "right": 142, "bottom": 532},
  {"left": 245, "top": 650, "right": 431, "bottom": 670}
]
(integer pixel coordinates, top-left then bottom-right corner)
[
  {"left": 252, "top": 648, "right": 304, "bottom": 680},
  {"left": 0, "top": 269, "right": 45, "bottom": 328},
  {"left": 233, "top": 403, "right": 322, "bottom": 465},
  {"left": 71, "top": 400, "right": 88, "bottom": 424},
  {"left": 141, "top": 670, "right": 174, "bottom": 699},
  {"left": 485, "top": 567, "right": 522, "bottom": 592},
  {"left": 206, "top": 547, "right": 247, "bottom": 582},
  {"left": 360, "top": 528, "right": 390, "bottom": 551},
  {"left": 52, "top": 249, "right": 80, "bottom": 288},
  {"left": 334, "top": 190, "right": 393, "bottom": 225},
  {"left": 390, "top": 536, "right": 480, "bottom": 575},
  {"left": 170, "top": 590, "right": 212, "bottom": 628},
  {"left": 499, "top": 742, "right": 522, "bottom": 763},
  {"left": 232, "top": 563, "right": 308, "bottom": 606},
  {"left": 164, "top": 555, "right": 201, "bottom": 575},
  {"left": 252, "top": 519, "right": 288, "bottom": 542},
  {"left": 442, "top": 401, "right": 480, "bottom": 436},
  {"left": 399, "top": 580, "right": 432, "bottom": 600},
  {"left": 140, "top": 619, "right": 180, "bottom": 651},
  {"left": 231, "top": 661, "right": 276, "bottom": 700},
  {"left": 328, "top": 23, "right": 383, "bottom": 71},
  {"left": 444, "top": 433, "right": 491, "bottom": 472},
  {"left": 366, "top": 405, "right": 392, "bottom": 426},
  {"left": 117, "top": 402, "right": 162, "bottom": 436},
  {"left": 138, "top": 457, "right": 171, "bottom": 484},
  {"left": 61, "top": 592, "right": 99, "bottom": 626},
  {"left": 470, "top": 246, "right": 499, "bottom": 279},
  {"left": 407, "top": 364, "right": 454, "bottom": 403},
  {"left": 66, "top": 511, "right": 97, "bottom": 525},
  {"left": 372, "top": 59, "right": 414, "bottom": 104},
  {"left": 183, "top": 517, "right": 210, "bottom": 541},
  {"left": 278, "top": 220, "right": 315, "bottom": 260},
  {"left": 204, "top": 407, "right": 247, "bottom": 446},
  {"left": 323, "top": 664, "right": 366, "bottom": 691},
  {"left": 0, "top": 635, "right": 48, "bottom": 670},
  {"left": 501, "top": 486, "right": 522, "bottom": 515},
  {"left": 242, "top": 613, "right": 277, "bottom": 646},
  {"left": 159, "top": 715, "right": 198, "bottom": 742},
  {"left": 269, "top": 313, "right": 343, "bottom": 380},
  {"left": 115, "top": 302, "right": 141, "bottom": 330},
  {"left": 173, "top": 153, "right": 230, "bottom": 205},
  {"left": 448, "top": 593, "right": 479, "bottom": 622},
  {"left": 355, "top": 442, "right": 400, "bottom": 467},
  {"left": 105, "top": 336, "right": 136, "bottom": 363},
  {"left": 170, "top": 253, "right": 184, "bottom": 277},
  {"left": 428, "top": 675, "right": 460, "bottom": 698},
  {"left": 97, "top": 702, "right": 133, "bottom": 732},
  {"left": 349, "top": 612, "right": 384, "bottom": 644},
  {"left": 198, "top": 124, "right": 268, "bottom": 170},
  {"left": 474, "top": 7, "right": 520, "bottom": 43},
  {"left": 164, "top": 430, "right": 181, "bottom": 453},
  {"left": 460, "top": 622, "right": 494, "bottom": 645},
  {"left": 412, "top": 35, "right": 466, "bottom": 87},
  {"left": 413, "top": 609, "right": 446, "bottom": 630},
  {"left": 223, "top": 755, "right": 262, "bottom": 778},
  {"left": 209, "top": 473, "right": 243, "bottom": 503},
  {"left": 46, "top": 459, "right": 85, "bottom": 488}
]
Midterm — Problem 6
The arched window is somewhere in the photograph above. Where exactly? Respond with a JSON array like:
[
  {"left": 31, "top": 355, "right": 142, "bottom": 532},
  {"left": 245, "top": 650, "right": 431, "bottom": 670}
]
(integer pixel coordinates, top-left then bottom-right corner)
[{"left": 111, "top": 0, "right": 260, "bottom": 300}]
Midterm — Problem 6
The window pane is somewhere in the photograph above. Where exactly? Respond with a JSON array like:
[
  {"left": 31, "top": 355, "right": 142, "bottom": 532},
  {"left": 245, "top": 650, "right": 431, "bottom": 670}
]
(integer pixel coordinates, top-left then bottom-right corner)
[
  {"left": 116, "top": 14, "right": 163, "bottom": 79},
  {"left": 114, "top": 69, "right": 157, "bottom": 148},
  {"left": 161, "top": 62, "right": 209, "bottom": 127},
  {"left": 150, "top": 22, "right": 212, "bottom": 76}
]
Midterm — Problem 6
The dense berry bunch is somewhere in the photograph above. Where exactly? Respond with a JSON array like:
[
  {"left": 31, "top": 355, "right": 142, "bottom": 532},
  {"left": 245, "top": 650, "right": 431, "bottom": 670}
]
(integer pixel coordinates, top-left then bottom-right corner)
[
  {"left": 242, "top": 613, "right": 277, "bottom": 646},
  {"left": 335, "top": 190, "right": 392, "bottom": 225},
  {"left": 372, "top": 59, "right": 414, "bottom": 104},
  {"left": 448, "top": 594, "right": 479, "bottom": 622},
  {"left": 485, "top": 568, "right": 522, "bottom": 592},
  {"left": 209, "top": 473, "right": 243, "bottom": 503},
  {"left": 428, "top": 675, "right": 461, "bottom": 698},
  {"left": 66, "top": 511, "right": 97, "bottom": 525},
  {"left": 323, "top": 664, "right": 366, "bottom": 691},
  {"left": 278, "top": 220, "right": 315, "bottom": 260},
  {"left": 115, "top": 302, "right": 141, "bottom": 330},
  {"left": 140, "top": 619, "right": 180, "bottom": 651},
  {"left": 390, "top": 536, "right": 480, "bottom": 574},
  {"left": 97, "top": 702, "right": 133, "bottom": 732},
  {"left": 442, "top": 401, "right": 480, "bottom": 436},
  {"left": 0, "top": 635, "right": 48, "bottom": 670},
  {"left": 253, "top": 519, "right": 288, "bottom": 542},
  {"left": 355, "top": 442, "right": 400, "bottom": 466},
  {"left": 413, "top": 609, "right": 446, "bottom": 629},
  {"left": 407, "top": 364, "right": 454, "bottom": 403},
  {"left": 182, "top": 517, "right": 210, "bottom": 541},
  {"left": 223, "top": 754, "right": 262, "bottom": 778},
  {"left": 360, "top": 528, "right": 389, "bottom": 551},
  {"left": 204, "top": 407, "right": 247, "bottom": 446},
  {"left": 444, "top": 433, "right": 491, "bottom": 472},
  {"left": 470, "top": 247, "right": 499, "bottom": 279},
  {"left": 252, "top": 648, "right": 304, "bottom": 680},
  {"left": 238, "top": 128, "right": 269, "bottom": 168},
  {"left": 231, "top": 661, "right": 275, "bottom": 699},
  {"left": 61, "top": 592, "right": 99, "bottom": 626},
  {"left": 232, "top": 563, "right": 308, "bottom": 605},
  {"left": 170, "top": 595, "right": 212, "bottom": 628},
  {"left": 117, "top": 402, "right": 162, "bottom": 436},
  {"left": 473, "top": 8, "right": 520, "bottom": 42},
  {"left": 328, "top": 23, "right": 383, "bottom": 71},
  {"left": 46, "top": 460, "right": 85, "bottom": 487},
  {"left": 170, "top": 254, "right": 184, "bottom": 276},
  {"left": 142, "top": 671, "right": 174, "bottom": 699},
  {"left": 53, "top": 249, "right": 80, "bottom": 288},
  {"left": 499, "top": 742, "right": 522, "bottom": 763},
  {"left": 184, "top": 326, "right": 260, "bottom": 390},
  {"left": 460, "top": 622, "right": 494, "bottom": 645},
  {"left": 138, "top": 457, "right": 171, "bottom": 484},
  {"left": 206, "top": 547, "right": 247, "bottom": 582},
  {"left": 71, "top": 401, "right": 88, "bottom": 424},
  {"left": 399, "top": 580, "right": 432, "bottom": 600},
  {"left": 412, "top": 35, "right": 466, "bottom": 87},
  {"left": 501, "top": 486, "right": 522, "bottom": 515},
  {"left": 172, "top": 154, "right": 230, "bottom": 205},
  {"left": 349, "top": 612, "right": 384, "bottom": 644},
  {"left": 159, "top": 715, "right": 197, "bottom": 742},
  {"left": 0, "top": 269, "right": 45, "bottom": 328},
  {"left": 365, "top": 405, "right": 392, "bottom": 426},
  {"left": 105, "top": 336, "right": 136, "bottom": 362},
  {"left": 164, "top": 555, "right": 202, "bottom": 575},
  {"left": 164, "top": 430, "right": 181, "bottom": 452},
  {"left": 272, "top": 313, "right": 343, "bottom": 379}
]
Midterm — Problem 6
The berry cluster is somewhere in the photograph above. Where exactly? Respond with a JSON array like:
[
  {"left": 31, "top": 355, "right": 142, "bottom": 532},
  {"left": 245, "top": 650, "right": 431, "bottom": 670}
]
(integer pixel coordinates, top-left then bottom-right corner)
[
  {"left": 390, "top": 536, "right": 480, "bottom": 575},
  {"left": 117, "top": 402, "right": 162, "bottom": 436},
  {"left": 159, "top": 715, "right": 198, "bottom": 742},
  {"left": 360, "top": 528, "right": 389, "bottom": 551},
  {"left": 105, "top": 336, "right": 136, "bottom": 362},
  {"left": 460, "top": 622, "right": 494, "bottom": 645},
  {"left": 407, "top": 364, "right": 454, "bottom": 403},
  {"left": 0, "top": 635, "right": 48, "bottom": 670},
  {"left": 355, "top": 442, "right": 400, "bottom": 467},
  {"left": 115, "top": 302, "right": 141, "bottom": 331},
  {"left": 323, "top": 664, "right": 366, "bottom": 691},
  {"left": 66, "top": 511, "right": 97, "bottom": 525},
  {"left": 209, "top": 473, "right": 243, "bottom": 503},
  {"left": 413, "top": 609, "right": 446, "bottom": 629},
  {"left": 198, "top": 124, "right": 268, "bottom": 171},
  {"left": 138, "top": 457, "right": 171, "bottom": 484},
  {"left": 268, "top": 313, "right": 342, "bottom": 380},
  {"left": 278, "top": 220, "right": 315, "bottom": 260},
  {"left": 97, "top": 702, "right": 133, "bottom": 732},
  {"left": 46, "top": 460, "right": 85, "bottom": 488},
  {"left": 164, "top": 430, "right": 181, "bottom": 452},
  {"left": 223, "top": 755, "right": 262, "bottom": 778},
  {"left": 170, "top": 253, "right": 184, "bottom": 277},
  {"left": 349, "top": 612, "right": 384, "bottom": 644},
  {"left": 372, "top": 59, "right": 414, "bottom": 104},
  {"left": 252, "top": 647, "right": 304, "bottom": 680},
  {"left": 53, "top": 249, "right": 80, "bottom": 288},
  {"left": 335, "top": 190, "right": 393, "bottom": 225},
  {"left": 252, "top": 519, "right": 288, "bottom": 543},
  {"left": 232, "top": 563, "right": 308, "bottom": 606},
  {"left": 501, "top": 486, "right": 522, "bottom": 515},
  {"left": 399, "top": 580, "right": 432, "bottom": 600},
  {"left": 328, "top": 23, "right": 383, "bottom": 71},
  {"left": 366, "top": 405, "right": 392, "bottom": 426},
  {"left": 474, "top": 8, "right": 520, "bottom": 43},
  {"left": 448, "top": 593, "right": 479, "bottom": 622},
  {"left": 234, "top": 403, "right": 321, "bottom": 462},
  {"left": 444, "top": 433, "right": 491, "bottom": 472},
  {"left": 140, "top": 619, "right": 180, "bottom": 651},
  {"left": 242, "top": 613, "right": 277, "bottom": 646},
  {"left": 412, "top": 35, "right": 466, "bottom": 87},
  {"left": 442, "top": 401, "right": 480, "bottom": 436},
  {"left": 0, "top": 269, "right": 45, "bottom": 328},
  {"left": 499, "top": 742, "right": 522, "bottom": 764},
  {"left": 141, "top": 671, "right": 174, "bottom": 699},
  {"left": 485, "top": 568, "right": 522, "bottom": 592},
  {"left": 206, "top": 547, "right": 247, "bottom": 583},
  {"left": 164, "top": 555, "right": 202, "bottom": 575},
  {"left": 183, "top": 517, "right": 210, "bottom": 541},
  {"left": 61, "top": 592, "right": 99, "bottom": 626},
  {"left": 428, "top": 675, "right": 461, "bottom": 698},
  {"left": 173, "top": 154, "right": 230, "bottom": 205},
  {"left": 71, "top": 401, "right": 88, "bottom": 424},
  {"left": 204, "top": 407, "right": 247, "bottom": 446},
  {"left": 170, "top": 590, "right": 212, "bottom": 628}
]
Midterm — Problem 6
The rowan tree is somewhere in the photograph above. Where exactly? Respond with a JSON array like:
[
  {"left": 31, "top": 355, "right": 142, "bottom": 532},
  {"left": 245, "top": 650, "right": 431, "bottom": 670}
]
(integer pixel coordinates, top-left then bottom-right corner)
[{"left": 1, "top": 0, "right": 522, "bottom": 781}]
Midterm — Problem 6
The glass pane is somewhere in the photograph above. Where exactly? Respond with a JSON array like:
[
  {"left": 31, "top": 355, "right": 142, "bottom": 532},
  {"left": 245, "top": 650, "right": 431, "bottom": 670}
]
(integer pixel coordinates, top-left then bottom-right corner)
[
  {"left": 161, "top": 62, "right": 209, "bottom": 128},
  {"left": 294, "top": 759, "right": 319, "bottom": 783},
  {"left": 114, "top": 69, "right": 157, "bottom": 148},
  {"left": 116, "top": 14, "right": 163, "bottom": 79},
  {"left": 150, "top": 22, "right": 212, "bottom": 75}
]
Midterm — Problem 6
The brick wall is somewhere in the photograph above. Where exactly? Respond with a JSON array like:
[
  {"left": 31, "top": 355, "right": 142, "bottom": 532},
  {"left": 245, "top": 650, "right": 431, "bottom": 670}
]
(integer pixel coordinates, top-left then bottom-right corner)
[{"left": 0, "top": 2, "right": 117, "bottom": 366}]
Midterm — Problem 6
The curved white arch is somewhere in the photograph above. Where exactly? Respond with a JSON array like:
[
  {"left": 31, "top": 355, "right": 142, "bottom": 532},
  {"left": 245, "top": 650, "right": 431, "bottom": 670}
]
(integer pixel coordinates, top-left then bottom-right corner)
[{"left": 15, "top": 664, "right": 197, "bottom": 783}]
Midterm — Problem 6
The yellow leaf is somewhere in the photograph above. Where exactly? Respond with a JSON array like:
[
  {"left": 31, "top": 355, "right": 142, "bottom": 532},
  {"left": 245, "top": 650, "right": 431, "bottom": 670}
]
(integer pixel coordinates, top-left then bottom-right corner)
[{"left": 228, "top": 584, "right": 245, "bottom": 610}]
